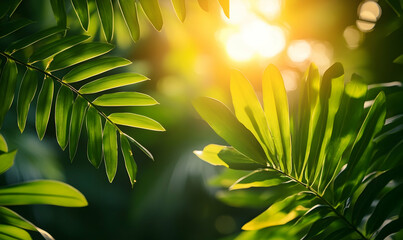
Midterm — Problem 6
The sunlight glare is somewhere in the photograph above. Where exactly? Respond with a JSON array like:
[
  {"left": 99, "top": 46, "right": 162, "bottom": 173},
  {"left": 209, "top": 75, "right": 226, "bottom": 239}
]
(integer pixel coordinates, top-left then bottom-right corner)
[
  {"left": 226, "top": 33, "right": 254, "bottom": 62},
  {"left": 281, "top": 69, "right": 298, "bottom": 91},
  {"left": 287, "top": 40, "right": 311, "bottom": 62},
  {"left": 257, "top": 0, "right": 281, "bottom": 19}
]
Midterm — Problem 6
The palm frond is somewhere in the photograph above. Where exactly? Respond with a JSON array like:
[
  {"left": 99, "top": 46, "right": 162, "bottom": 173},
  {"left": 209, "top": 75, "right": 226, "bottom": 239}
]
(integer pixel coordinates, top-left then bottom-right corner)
[
  {"left": 194, "top": 63, "right": 403, "bottom": 239},
  {"left": 0, "top": 7, "right": 164, "bottom": 185}
]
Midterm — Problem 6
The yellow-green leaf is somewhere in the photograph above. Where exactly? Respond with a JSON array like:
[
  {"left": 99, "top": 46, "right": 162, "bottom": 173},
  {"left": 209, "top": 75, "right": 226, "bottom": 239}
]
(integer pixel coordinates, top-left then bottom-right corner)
[
  {"left": 120, "top": 133, "right": 137, "bottom": 187},
  {"left": 118, "top": 0, "right": 140, "bottom": 42},
  {"left": 0, "top": 150, "right": 17, "bottom": 175},
  {"left": 79, "top": 73, "right": 148, "bottom": 94},
  {"left": 193, "top": 144, "right": 228, "bottom": 167},
  {"left": 0, "top": 224, "right": 32, "bottom": 240},
  {"left": 172, "top": 0, "right": 186, "bottom": 22},
  {"left": 230, "top": 169, "right": 288, "bottom": 190},
  {"left": 63, "top": 57, "right": 131, "bottom": 83},
  {"left": 0, "top": 180, "right": 87, "bottom": 207},
  {"left": 93, "top": 92, "right": 158, "bottom": 106},
  {"left": 47, "top": 42, "right": 114, "bottom": 71},
  {"left": 50, "top": 0, "right": 66, "bottom": 28},
  {"left": 109, "top": 112, "right": 165, "bottom": 131},
  {"left": 71, "top": 0, "right": 89, "bottom": 31},
  {"left": 95, "top": 0, "right": 114, "bottom": 42},
  {"left": 139, "top": 0, "right": 163, "bottom": 31}
]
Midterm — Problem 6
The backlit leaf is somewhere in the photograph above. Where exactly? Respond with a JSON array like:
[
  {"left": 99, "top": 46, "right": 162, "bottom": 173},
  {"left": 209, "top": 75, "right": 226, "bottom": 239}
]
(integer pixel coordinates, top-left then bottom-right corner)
[
  {"left": 95, "top": 0, "right": 114, "bottom": 42},
  {"left": 230, "top": 169, "right": 289, "bottom": 190},
  {"left": 71, "top": 0, "right": 89, "bottom": 31},
  {"left": 0, "top": 59, "right": 18, "bottom": 128},
  {"left": 55, "top": 85, "right": 74, "bottom": 150},
  {"left": 109, "top": 113, "right": 165, "bottom": 131},
  {"left": 120, "top": 133, "right": 137, "bottom": 187},
  {"left": 118, "top": 0, "right": 140, "bottom": 42},
  {"left": 69, "top": 96, "right": 88, "bottom": 160},
  {"left": 50, "top": 0, "right": 66, "bottom": 28},
  {"left": 139, "top": 0, "right": 163, "bottom": 31},
  {"left": 0, "top": 224, "right": 31, "bottom": 240},
  {"left": 86, "top": 106, "right": 103, "bottom": 168},
  {"left": 36, "top": 77, "right": 54, "bottom": 140},
  {"left": 93, "top": 92, "right": 158, "bottom": 106},
  {"left": 194, "top": 144, "right": 228, "bottom": 167},
  {"left": 0, "top": 150, "right": 17, "bottom": 175},
  {"left": 17, "top": 69, "right": 39, "bottom": 133},
  {"left": 103, "top": 121, "right": 118, "bottom": 182},
  {"left": 172, "top": 0, "right": 186, "bottom": 22},
  {"left": 79, "top": 73, "right": 148, "bottom": 94}
]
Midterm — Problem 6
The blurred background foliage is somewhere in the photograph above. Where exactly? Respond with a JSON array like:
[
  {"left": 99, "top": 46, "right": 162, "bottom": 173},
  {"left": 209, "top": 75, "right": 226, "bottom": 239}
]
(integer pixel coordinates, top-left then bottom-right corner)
[{"left": 0, "top": 0, "right": 402, "bottom": 239}]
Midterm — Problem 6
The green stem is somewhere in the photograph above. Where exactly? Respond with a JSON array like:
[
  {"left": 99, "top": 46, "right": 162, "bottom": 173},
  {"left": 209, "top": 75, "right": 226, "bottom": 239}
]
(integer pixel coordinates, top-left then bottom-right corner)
[
  {"left": 0, "top": 51, "right": 124, "bottom": 135},
  {"left": 267, "top": 166, "right": 369, "bottom": 240}
]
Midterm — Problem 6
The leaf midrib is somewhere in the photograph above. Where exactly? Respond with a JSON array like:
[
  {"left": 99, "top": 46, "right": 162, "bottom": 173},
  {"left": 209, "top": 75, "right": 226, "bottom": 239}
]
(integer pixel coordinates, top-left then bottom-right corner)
[
  {"left": 0, "top": 51, "right": 124, "bottom": 135},
  {"left": 267, "top": 166, "right": 369, "bottom": 240}
]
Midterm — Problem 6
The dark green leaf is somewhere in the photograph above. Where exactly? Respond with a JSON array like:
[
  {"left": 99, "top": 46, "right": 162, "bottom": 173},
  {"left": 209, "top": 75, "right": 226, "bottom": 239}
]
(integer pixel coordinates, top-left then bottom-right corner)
[
  {"left": 109, "top": 112, "right": 165, "bottom": 131},
  {"left": 0, "top": 180, "right": 87, "bottom": 207},
  {"left": 394, "top": 54, "right": 403, "bottom": 64},
  {"left": 47, "top": 42, "right": 114, "bottom": 71},
  {"left": 302, "top": 216, "right": 339, "bottom": 240},
  {"left": 139, "top": 0, "right": 163, "bottom": 31},
  {"left": 63, "top": 57, "right": 131, "bottom": 83},
  {"left": 6, "top": 26, "right": 65, "bottom": 53},
  {"left": 95, "top": 0, "right": 114, "bottom": 42},
  {"left": 17, "top": 69, "right": 39, "bottom": 133},
  {"left": 374, "top": 217, "right": 403, "bottom": 240},
  {"left": 93, "top": 92, "right": 158, "bottom": 106},
  {"left": 7, "top": 0, "right": 23, "bottom": 17},
  {"left": 0, "top": 59, "right": 18, "bottom": 128},
  {"left": 0, "top": 18, "right": 33, "bottom": 39},
  {"left": 103, "top": 121, "right": 117, "bottom": 183},
  {"left": 86, "top": 106, "right": 103, "bottom": 168},
  {"left": 50, "top": 0, "right": 66, "bottom": 28},
  {"left": 71, "top": 0, "right": 89, "bottom": 31},
  {"left": 118, "top": 0, "right": 140, "bottom": 42},
  {"left": 79, "top": 73, "right": 148, "bottom": 94},
  {"left": 69, "top": 96, "right": 88, "bottom": 161},
  {"left": 35, "top": 77, "right": 54, "bottom": 140},
  {"left": 55, "top": 85, "right": 74, "bottom": 150},
  {"left": 29, "top": 35, "right": 90, "bottom": 63},
  {"left": 120, "top": 133, "right": 137, "bottom": 187},
  {"left": 218, "top": 147, "right": 266, "bottom": 170},
  {"left": 193, "top": 97, "right": 267, "bottom": 165}
]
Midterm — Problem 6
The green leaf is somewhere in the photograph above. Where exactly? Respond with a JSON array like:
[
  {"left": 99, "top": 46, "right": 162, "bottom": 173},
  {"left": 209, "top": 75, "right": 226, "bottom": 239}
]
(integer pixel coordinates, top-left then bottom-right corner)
[
  {"left": 63, "top": 57, "right": 131, "bottom": 83},
  {"left": 230, "top": 169, "right": 289, "bottom": 190},
  {"left": 242, "top": 195, "right": 303, "bottom": 230},
  {"left": 6, "top": 26, "right": 65, "bottom": 53},
  {"left": 366, "top": 184, "right": 403, "bottom": 235},
  {"left": 35, "top": 77, "right": 54, "bottom": 140},
  {"left": 302, "top": 216, "right": 339, "bottom": 240},
  {"left": 118, "top": 0, "right": 140, "bottom": 42},
  {"left": 79, "top": 73, "right": 148, "bottom": 94},
  {"left": 86, "top": 106, "right": 103, "bottom": 168},
  {"left": 0, "top": 134, "right": 7, "bottom": 152},
  {"left": 374, "top": 217, "right": 403, "bottom": 240},
  {"left": 0, "top": 224, "right": 32, "bottom": 240},
  {"left": 139, "top": 0, "right": 163, "bottom": 31},
  {"left": 230, "top": 69, "right": 275, "bottom": 166},
  {"left": 218, "top": 147, "right": 266, "bottom": 170},
  {"left": 218, "top": 0, "right": 229, "bottom": 18},
  {"left": 50, "top": 0, "right": 66, "bottom": 28},
  {"left": 0, "top": 180, "right": 87, "bottom": 207},
  {"left": 17, "top": 69, "right": 39, "bottom": 133},
  {"left": 120, "top": 133, "right": 137, "bottom": 187},
  {"left": 0, "top": 150, "right": 17, "bottom": 175},
  {"left": 71, "top": 0, "right": 89, "bottom": 31},
  {"left": 172, "top": 0, "right": 186, "bottom": 22},
  {"left": 262, "top": 64, "right": 292, "bottom": 172},
  {"left": 29, "top": 35, "right": 90, "bottom": 63},
  {"left": 109, "top": 112, "right": 165, "bottom": 131},
  {"left": 55, "top": 85, "right": 74, "bottom": 150},
  {"left": 93, "top": 92, "right": 158, "bottom": 106},
  {"left": 0, "top": 59, "right": 18, "bottom": 128},
  {"left": 193, "top": 97, "right": 267, "bottom": 165},
  {"left": 69, "top": 96, "right": 88, "bottom": 161},
  {"left": 95, "top": 0, "right": 114, "bottom": 42},
  {"left": 47, "top": 42, "right": 114, "bottom": 71},
  {"left": 0, "top": 207, "right": 54, "bottom": 240},
  {"left": 7, "top": 0, "right": 23, "bottom": 17},
  {"left": 394, "top": 54, "right": 403, "bottom": 64},
  {"left": 194, "top": 144, "right": 228, "bottom": 167},
  {"left": 103, "top": 121, "right": 118, "bottom": 182},
  {"left": 124, "top": 133, "right": 153, "bottom": 160},
  {"left": 0, "top": 18, "right": 33, "bottom": 39}
]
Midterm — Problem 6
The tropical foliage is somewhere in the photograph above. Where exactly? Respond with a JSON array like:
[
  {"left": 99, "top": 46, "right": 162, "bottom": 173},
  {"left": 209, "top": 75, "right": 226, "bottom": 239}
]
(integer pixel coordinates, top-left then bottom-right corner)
[
  {"left": 0, "top": 0, "right": 165, "bottom": 185},
  {"left": 0, "top": 134, "right": 87, "bottom": 240},
  {"left": 194, "top": 63, "right": 403, "bottom": 239}
]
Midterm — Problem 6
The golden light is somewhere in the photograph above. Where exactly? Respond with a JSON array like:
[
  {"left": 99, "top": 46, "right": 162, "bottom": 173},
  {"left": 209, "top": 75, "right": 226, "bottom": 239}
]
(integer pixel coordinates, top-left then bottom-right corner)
[
  {"left": 218, "top": 0, "right": 286, "bottom": 62},
  {"left": 356, "top": 0, "right": 381, "bottom": 32},
  {"left": 281, "top": 69, "right": 299, "bottom": 91},
  {"left": 287, "top": 40, "right": 311, "bottom": 63},
  {"left": 343, "top": 26, "right": 363, "bottom": 49}
]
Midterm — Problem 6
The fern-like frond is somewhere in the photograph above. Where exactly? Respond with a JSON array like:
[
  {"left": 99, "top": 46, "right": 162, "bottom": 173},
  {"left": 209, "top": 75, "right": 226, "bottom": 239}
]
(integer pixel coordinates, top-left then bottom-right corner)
[
  {"left": 0, "top": 9, "right": 164, "bottom": 186},
  {"left": 194, "top": 63, "right": 403, "bottom": 239}
]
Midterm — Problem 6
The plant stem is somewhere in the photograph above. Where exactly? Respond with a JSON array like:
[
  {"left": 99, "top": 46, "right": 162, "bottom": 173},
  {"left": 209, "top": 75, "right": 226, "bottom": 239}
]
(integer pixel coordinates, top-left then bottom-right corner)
[
  {"left": 268, "top": 166, "right": 369, "bottom": 240},
  {"left": 0, "top": 51, "right": 124, "bottom": 135}
]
